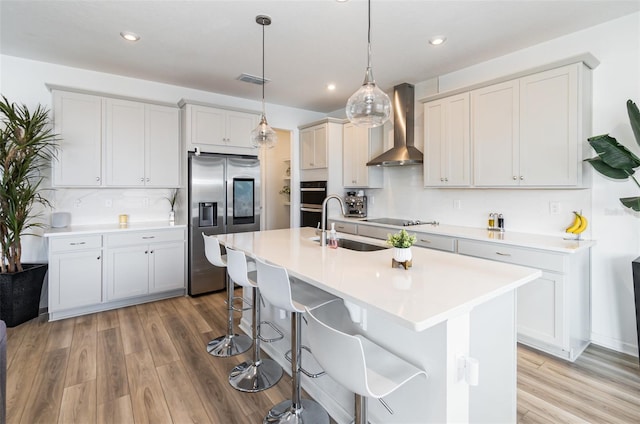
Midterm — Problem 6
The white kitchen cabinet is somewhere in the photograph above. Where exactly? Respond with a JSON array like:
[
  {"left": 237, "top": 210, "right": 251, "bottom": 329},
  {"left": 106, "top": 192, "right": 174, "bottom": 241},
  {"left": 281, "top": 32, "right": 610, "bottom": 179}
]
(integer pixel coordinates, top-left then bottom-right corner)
[
  {"left": 300, "top": 124, "right": 328, "bottom": 170},
  {"left": 413, "top": 231, "right": 456, "bottom": 252},
  {"left": 105, "top": 100, "right": 180, "bottom": 187},
  {"left": 52, "top": 91, "right": 103, "bottom": 187},
  {"left": 48, "top": 235, "right": 103, "bottom": 312},
  {"left": 457, "top": 238, "right": 590, "bottom": 361},
  {"left": 105, "top": 229, "right": 185, "bottom": 301},
  {"left": 472, "top": 63, "right": 586, "bottom": 187},
  {"left": 423, "top": 93, "right": 471, "bottom": 187},
  {"left": 342, "top": 123, "right": 383, "bottom": 188},
  {"left": 181, "top": 103, "right": 259, "bottom": 154}
]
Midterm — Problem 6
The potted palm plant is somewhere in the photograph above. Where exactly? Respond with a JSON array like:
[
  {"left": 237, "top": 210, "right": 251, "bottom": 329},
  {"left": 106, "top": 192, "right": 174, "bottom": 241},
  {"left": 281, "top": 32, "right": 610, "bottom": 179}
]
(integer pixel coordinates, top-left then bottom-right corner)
[
  {"left": 585, "top": 99, "right": 640, "bottom": 363},
  {"left": 0, "top": 96, "right": 57, "bottom": 327}
]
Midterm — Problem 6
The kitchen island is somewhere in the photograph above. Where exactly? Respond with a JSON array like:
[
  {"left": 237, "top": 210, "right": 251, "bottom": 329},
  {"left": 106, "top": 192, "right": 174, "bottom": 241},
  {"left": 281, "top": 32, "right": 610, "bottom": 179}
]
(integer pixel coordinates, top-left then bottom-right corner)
[{"left": 219, "top": 227, "right": 541, "bottom": 423}]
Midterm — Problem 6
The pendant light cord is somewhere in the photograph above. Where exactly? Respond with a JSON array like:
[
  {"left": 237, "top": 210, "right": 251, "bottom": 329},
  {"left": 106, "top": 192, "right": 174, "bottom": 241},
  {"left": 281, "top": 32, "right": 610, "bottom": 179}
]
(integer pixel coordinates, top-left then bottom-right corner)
[
  {"left": 261, "top": 20, "right": 266, "bottom": 115},
  {"left": 367, "top": 0, "right": 371, "bottom": 69}
]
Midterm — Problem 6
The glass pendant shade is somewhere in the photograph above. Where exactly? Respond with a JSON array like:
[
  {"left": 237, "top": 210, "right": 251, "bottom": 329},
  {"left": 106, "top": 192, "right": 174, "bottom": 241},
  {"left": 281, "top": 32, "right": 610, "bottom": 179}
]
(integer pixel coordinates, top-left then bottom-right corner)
[
  {"left": 346, "top": 67, "right": 391, "bottom": 128},
  {"left": 251, "top": 114, "right": 277, "bottom": 148}
]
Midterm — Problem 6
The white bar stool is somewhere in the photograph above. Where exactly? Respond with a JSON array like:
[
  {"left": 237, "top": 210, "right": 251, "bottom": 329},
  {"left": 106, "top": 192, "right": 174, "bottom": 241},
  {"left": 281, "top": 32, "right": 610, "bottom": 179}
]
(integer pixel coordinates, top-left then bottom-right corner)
[
  {"left": 227, "top": 247, "right": 284, "bottom": 392},
  {"left": 202, "top": 233, "right": 252, "bottom": 357},
  {"left": 305, "top": 300, "right": 428, "bottom": 424},
  {"left": 255, "top": 257, "right": 338, "bottom": 424}
]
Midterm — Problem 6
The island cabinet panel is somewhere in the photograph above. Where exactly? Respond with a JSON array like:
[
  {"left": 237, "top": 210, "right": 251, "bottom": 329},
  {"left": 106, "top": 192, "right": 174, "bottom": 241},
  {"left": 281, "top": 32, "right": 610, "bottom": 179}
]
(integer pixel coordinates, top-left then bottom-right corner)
[
  {"left": 423, "top": 93, "right": 471, "bottom": 187},
  {"left": 182, "top": 103, "right": 259, "bottom": 154},
  {"left": 342, "top": 123, "right": 383, "bottom": 188},
  {"left": 327, "top": 219, "right": 357, "bottom": 235},
  {"left": 457, "top": 238, "right": 589, "bottom": 361},
  {"left": 472, "top": 63, "right": 586, "bottom": 187},
  {"left": 52, "top": 91, "right": 103, "bottom": 187},
  {"left": 357, "top": 224, "right": 392, "bottom": 240},
  {"left": 48, "top": 235, "right": 103, "bottom": 312},
  {"left": 413, "top": 232, "right": 456, "bottom": 252},
  {"left": 46, "top": 225, "right": 187, "bottom": 321}
]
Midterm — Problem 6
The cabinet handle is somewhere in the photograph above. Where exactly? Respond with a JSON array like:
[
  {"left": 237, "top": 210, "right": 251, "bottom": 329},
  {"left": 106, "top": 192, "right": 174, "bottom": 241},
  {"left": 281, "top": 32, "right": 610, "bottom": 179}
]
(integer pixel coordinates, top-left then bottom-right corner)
[
  {"left": 444, "top": 178, "right": 448, "bottom": 182},
  {"left": 337, "top": 225, "right": 345, "bottom": 230},
  {"left": 150, "top": 250, "right": 154, "bottom": 254},
  {"left": 512, "top": 176, "right": 517, "bottom": 180},
  {"left": 145, "top": 250, "right": 148, "bottom": 254},
  {"left": 96, "top": 177, "right": 100, "bottom": 182},
  {"left": 140, "top": 177, "right": 145, "bottom": 182},
  {"left": 520, "top": 176, "right": 524, "bottom": 180},
  {"left": 142, "top": 236, "right": 155, "bottom": 239},
  {"left": 97, "top": 256, "right": 101, "bottom": 260},
  {"left": 420, "top": 239, "right": 432, "bottom": 244},
  {"left": 146, "top": 178, "right": 150, "bottom": 182},
  {"left": 69, "top": 242, "right": 86, "bottom": 246},
  {"left": 495, "top": 252, "right": 512, "bottom": 257}
]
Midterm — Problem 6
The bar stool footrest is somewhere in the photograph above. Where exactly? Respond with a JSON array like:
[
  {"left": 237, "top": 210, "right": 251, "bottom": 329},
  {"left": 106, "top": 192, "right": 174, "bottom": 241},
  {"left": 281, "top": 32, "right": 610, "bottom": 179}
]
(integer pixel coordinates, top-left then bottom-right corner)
[
  {"left": 284, "top": 345, "right": 326, "bottom": 378},
  {"left": 258, "top": 320, "right": 284, "bottom": 343},
  {"left": 231, "top": 295, "right": 252, "bottom": 312}
]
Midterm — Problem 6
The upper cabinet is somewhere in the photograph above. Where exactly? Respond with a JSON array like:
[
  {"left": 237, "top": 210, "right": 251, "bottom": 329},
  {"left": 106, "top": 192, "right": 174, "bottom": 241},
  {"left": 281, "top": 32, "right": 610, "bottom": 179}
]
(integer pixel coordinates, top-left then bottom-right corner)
[
  {"left": 52, "top": 90, "right": 180, "bottom": 188},
  {"left": 300, "top": 123, "right": 328, "bottom": 169},
  {"left": 343, "top": 123, "right": 383, "bottom": 188},
  {"left": 423, "top": 93, "right": 471, "bottom": 187},
  {"left": 472, "top": 63, "right": 586, "bottom": 187},
  {"left": 52, "top": 91, "right": 103, "bottom": 186},
  {"left": 181, "top": 103, "right": 259, "bottom": 155}
]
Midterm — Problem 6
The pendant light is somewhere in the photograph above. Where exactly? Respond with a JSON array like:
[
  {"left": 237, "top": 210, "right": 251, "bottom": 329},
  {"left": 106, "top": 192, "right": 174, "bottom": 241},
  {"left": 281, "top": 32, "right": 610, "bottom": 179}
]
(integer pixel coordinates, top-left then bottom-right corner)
[
  {"left": 345, "top": 0, "right": 390, "bottom": 128},
  {"left": 251, "top": 15, "right": 277, "bottom": 148}
]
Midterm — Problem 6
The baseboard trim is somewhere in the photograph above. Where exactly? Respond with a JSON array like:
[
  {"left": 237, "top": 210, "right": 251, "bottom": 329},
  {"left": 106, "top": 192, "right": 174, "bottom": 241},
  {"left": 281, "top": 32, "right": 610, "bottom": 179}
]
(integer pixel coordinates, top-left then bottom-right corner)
[{"left": 590, "top": 332, "right": 639, "bottom": 358}]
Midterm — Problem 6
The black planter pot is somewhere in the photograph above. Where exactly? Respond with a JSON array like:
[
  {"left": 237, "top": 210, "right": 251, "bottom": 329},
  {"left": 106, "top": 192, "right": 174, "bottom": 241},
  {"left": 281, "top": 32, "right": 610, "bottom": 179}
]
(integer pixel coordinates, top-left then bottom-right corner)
[
  {"left": 634, "top": 257, "right": 640, "bottom": 364},
  {"left": 0, "top": 263, "right": 48, "bottom": 327}
]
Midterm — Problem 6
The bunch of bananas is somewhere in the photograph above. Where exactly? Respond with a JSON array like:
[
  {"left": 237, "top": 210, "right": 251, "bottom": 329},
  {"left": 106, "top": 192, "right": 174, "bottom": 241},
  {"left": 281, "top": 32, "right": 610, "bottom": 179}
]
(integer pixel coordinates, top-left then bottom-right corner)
[{"left": 565, "top": 211, "right": 588, "bottom": 234}]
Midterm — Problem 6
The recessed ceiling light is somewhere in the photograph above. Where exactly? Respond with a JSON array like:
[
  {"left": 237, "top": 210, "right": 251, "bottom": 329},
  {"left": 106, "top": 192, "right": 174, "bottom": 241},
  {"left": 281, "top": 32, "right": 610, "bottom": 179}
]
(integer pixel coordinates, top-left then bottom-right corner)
[
  {"left": 336, "top": 0, "right": 350, "bottom": 2},
  {"left": 120, "top": 31, "right": 140, "bottom": 42},
  {"left": 327, "top": 83, "right": 336, "bottom": 91},
  {"left": 429, "top": 36, "right": 447, "bottom": 46}
]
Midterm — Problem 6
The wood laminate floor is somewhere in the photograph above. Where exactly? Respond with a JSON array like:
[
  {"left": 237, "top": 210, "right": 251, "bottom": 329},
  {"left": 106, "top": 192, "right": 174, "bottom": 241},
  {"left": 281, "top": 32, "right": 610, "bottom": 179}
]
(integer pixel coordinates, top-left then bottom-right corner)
[{"left": 5, "top": 291, "right": 640, "bottom": 423}]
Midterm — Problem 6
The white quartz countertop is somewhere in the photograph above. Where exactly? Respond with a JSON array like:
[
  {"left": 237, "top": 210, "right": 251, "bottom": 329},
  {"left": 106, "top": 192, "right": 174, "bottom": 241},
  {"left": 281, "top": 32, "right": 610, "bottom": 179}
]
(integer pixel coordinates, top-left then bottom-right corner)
[
  {"left": 330, "top": 216, "right": 595, "bottom": 253},
  {"left": 218, "top": 227, "right": 541, "bottom": 332},
  {"left": 44, "top": 221, "right": 186, "bottom": 237}
]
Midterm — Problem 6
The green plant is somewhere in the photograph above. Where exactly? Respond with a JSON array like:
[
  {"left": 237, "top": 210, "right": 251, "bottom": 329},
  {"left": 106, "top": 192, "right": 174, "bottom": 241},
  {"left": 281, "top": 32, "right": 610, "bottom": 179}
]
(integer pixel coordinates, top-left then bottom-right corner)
[
  {"left": 386, "top": 229, "right": 416, "bottom": 248},
  {"left": 165, "top": 188, "right": 179, "bottom": 210},
  {"left": 0, "top": 95, "right": 58, "bottom": 273},
  {"left": 279, "top": 185, "right": 290, "bottom": 195},
  {"left": 585, "top": 99, "right": 640, "bottom": 211}
]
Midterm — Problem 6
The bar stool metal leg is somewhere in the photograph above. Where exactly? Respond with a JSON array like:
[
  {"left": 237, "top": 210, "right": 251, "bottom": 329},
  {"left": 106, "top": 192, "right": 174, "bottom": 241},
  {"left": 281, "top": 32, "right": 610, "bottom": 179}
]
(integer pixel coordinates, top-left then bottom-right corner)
[
  {"left": 229, "top": 287, "right": 283, "bottom": 392},
  {"left": 354, "top": 394, "right": 368, "bottom": 424},
  {"left": 264, "top": 312, "right": 329, "bottom": 424},
  {"left": 207, "top": 273, "right": 252, "bottom": 357}
]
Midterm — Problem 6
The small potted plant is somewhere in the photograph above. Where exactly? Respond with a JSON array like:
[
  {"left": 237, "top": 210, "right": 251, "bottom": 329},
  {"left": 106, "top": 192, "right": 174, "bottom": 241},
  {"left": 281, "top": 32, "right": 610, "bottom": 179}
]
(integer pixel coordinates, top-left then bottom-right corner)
[
  {"left": 387, "top": 229, "right": 417, "bottom": 265},
  {"left": 279, "top": 185, "right": 290, "bottom": 200},
  {"left": 165, "top": 188, "right": 179, "bottom": 224}
]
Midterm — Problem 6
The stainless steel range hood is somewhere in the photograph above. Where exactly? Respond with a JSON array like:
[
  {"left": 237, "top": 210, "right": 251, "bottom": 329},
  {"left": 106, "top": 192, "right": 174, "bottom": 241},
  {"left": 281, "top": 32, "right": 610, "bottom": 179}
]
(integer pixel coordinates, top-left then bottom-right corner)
[{"left": 366, "top": 83, "right": 423, "bottom": 167}]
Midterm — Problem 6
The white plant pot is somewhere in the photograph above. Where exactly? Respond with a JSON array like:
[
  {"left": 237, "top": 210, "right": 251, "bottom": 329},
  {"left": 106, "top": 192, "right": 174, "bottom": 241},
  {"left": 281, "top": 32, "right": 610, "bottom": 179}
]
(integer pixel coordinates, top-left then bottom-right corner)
[
  {"left": 169, "top": 210, "right": 175, "bottom": 224},
  {"left": 393, "top": 247, "right": 412, "bottom": 262}
]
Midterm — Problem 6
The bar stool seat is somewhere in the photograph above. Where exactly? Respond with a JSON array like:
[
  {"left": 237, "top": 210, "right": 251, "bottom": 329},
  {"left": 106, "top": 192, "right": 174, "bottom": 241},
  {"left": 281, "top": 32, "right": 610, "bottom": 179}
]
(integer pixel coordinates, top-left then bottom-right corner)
[
  {"left": 203, "top": 233, "right": 252, "bottom": 357},
  {"left": 227, "top": 248, "right": 283, "bottom": 393},
  {"left": 256, "top": 257, "right": 338, "bottom": 424},
  {"left": 305, "top": 300, "right": 427, "bottom": 424}
]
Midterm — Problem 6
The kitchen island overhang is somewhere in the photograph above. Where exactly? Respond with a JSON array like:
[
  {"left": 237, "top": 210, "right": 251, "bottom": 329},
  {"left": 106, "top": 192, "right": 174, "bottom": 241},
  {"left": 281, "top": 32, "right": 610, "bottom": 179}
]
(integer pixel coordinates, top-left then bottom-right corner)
[{"left": 218, "top": 227, "right": 541, "bottom": 423}]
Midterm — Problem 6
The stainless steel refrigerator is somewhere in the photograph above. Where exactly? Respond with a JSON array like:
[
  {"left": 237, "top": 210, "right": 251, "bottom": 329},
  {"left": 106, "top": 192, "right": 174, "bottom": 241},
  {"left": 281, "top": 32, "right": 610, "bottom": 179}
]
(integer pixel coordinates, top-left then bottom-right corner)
[{"left": 188, "top": 152, "right": 261, "bottom": 295}]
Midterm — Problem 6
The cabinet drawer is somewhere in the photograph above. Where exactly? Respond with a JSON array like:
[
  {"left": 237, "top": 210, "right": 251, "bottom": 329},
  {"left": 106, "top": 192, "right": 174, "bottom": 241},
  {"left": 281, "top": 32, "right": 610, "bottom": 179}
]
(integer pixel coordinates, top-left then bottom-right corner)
[
  {"left": 458, "top": 239, "right": 565, "bottom": 273},
  {"left": 413, "top": 232, "right": 456, "bottom": 252},
  {"left": 329, "top": 220, "right": 357, "bottom": 235},
  {"left": 50, "top": 235, "right": 102, "bottom": 253},
  {"left": 357, "top": 224, "right": 394, "bottom": 240},
  {"left": 106, "top": 229, "right": 185, "bottom": 247}
]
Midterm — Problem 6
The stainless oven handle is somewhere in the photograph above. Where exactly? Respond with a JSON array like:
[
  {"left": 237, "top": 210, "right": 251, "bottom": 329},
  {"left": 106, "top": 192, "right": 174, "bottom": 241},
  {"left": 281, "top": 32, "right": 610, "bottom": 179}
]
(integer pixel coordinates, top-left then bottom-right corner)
[
  {"left": 300, "top": 188, "right": 326, "bottom": 192},
  {"left": 301, "top": 207, "right": 322, "bottom": 213}
]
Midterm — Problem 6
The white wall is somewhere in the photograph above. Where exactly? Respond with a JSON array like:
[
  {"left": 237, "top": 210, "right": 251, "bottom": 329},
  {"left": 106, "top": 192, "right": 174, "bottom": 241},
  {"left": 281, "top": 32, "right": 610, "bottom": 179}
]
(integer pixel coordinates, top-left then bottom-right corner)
[
  {"left": 0, "top": 54, "right": 324, "bottom": 262},
  {"left": 366, "top": 12, "right": 640, "bottom": 355}
]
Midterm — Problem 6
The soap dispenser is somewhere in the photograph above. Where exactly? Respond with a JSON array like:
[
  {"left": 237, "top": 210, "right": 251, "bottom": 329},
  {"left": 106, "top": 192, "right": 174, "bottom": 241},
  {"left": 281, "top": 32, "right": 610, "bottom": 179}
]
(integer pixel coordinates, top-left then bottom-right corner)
[{"left": 328, "top": 223, "right": 338, "bottom": 249}]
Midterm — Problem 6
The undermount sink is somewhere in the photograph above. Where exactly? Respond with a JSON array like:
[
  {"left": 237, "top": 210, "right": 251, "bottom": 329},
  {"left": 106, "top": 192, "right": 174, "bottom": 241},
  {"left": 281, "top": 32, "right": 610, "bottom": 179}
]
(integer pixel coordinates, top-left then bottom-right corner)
[{"left": 311, "top": 236, "right": 389, "bottom": 252}]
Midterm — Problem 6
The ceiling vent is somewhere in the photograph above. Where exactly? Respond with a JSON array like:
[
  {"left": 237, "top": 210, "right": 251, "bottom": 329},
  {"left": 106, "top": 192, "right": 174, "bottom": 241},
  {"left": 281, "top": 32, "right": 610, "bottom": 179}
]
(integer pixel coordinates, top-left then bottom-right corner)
[{"left": 237, "top": 73, "right": 270, "bottom": 85}]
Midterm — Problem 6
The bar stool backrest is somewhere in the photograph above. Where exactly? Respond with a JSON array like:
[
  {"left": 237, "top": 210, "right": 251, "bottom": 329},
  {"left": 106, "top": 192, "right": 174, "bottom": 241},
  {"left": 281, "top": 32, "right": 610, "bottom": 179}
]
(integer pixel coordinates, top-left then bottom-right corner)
[
  {"left": 225, "top": 248, "right": 257, "bottom": 288},
  {"left": 255, "top": 257, "right": 301, "bottom": 313},
  {"left": 202, "top": 233, "right": 226, "bottom": 267},
  {"left": 305, "top": 304, "right": 371, "bottom": 397}
]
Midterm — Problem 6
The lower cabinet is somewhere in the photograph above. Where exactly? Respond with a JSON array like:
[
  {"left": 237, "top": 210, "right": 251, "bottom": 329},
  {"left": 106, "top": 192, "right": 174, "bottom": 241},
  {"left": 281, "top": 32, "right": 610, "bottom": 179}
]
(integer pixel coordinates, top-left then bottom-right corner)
[{"left": 46, "top": 227, "right": 186, "bottom": 320}]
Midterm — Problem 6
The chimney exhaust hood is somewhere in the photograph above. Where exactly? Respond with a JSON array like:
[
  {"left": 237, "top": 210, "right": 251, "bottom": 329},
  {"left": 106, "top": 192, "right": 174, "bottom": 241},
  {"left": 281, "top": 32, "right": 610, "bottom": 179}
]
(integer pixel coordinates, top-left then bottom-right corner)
[{"left": 366, "top": 83, "right": 423, "bottom": 167}]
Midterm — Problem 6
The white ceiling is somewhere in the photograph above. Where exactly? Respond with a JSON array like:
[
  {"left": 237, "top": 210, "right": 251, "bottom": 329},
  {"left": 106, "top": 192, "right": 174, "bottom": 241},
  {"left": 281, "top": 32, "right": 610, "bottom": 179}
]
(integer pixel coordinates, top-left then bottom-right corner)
[{"left": 1, "top": 0, "right": 639, "bottom": 113}]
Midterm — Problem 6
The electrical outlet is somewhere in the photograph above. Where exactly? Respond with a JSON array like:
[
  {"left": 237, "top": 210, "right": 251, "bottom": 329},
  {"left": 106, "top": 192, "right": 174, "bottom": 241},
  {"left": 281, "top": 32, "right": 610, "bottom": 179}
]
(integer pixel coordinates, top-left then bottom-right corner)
[
  {"left": 549, "top": 201, "right": 560, "bottom": 215},
  {"left": 453, "top": 200, "right": 462, "bottom": 210},
  {"left": 142, "top": 197, "right": 149, "bottom": 208},
  {"left": 74, "top": 199, "right": 81, "bottom": 208},
  {"left": 105, "top": 199, "right": 112, "bottom": 208}
]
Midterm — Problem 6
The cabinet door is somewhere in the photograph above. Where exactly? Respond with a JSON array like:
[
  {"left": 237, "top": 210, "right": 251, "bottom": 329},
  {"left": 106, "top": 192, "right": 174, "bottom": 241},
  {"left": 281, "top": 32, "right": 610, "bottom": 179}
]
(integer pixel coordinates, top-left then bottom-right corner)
[
  {"left": 445, "top": 93, "right": 471, "bottom": 186},
  {"left": 52, "top": 91, "right": 103, "bottom": 186},
  {"left": 145, "top": 104, "right": 180, "bottom": 187},
  {"left": 105, "top": 99, "right": 145, "bottom": 186},
  {"left": 517, "top": 271, "right": 565, "bottom": 350},
  {"left": 226, "top": 110, "right": 258, "bottom": 150},
  {"left": 312, "top": 125, "right": 328, "bottom": 168},
  {"left": 423, "top": 100, "right": 445, "bottom": 186},
  {"left": 106, "top": 246, "right": 149, "bottom": 300},
  {"left": 190, "top": 105, "right": 226, "bottom": 146},
  {"left": 149, "top": 242, "right": 185, "bottom": 293},
  {"left": 519, "top": 65, "right": 578, "bottom": 186},
  {"left": 472, "top": 81, "right": 519, "bottom": 186},
  {"left": 300, "top": 127, "right": 316, "bottom": 169},
  {"left": 49, "top": 250, "right": 102, "bottom": 311},
  {"left": 343, "top": 123, "right": 361, "bottom": 186}
]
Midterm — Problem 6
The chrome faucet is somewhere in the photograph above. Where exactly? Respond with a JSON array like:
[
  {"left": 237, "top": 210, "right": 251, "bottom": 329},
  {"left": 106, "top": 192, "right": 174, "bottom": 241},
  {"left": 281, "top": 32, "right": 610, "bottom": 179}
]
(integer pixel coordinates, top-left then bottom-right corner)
[{"left": 320, "top": 194, "right": 346, "bottom": 247}]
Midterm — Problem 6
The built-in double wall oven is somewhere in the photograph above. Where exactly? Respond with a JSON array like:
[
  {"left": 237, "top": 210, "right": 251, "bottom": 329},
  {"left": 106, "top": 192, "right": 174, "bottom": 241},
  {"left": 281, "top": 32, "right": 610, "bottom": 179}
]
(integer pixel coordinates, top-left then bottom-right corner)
[{"left": 300, "top": 180, "right": 327, "bottom": 228}]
